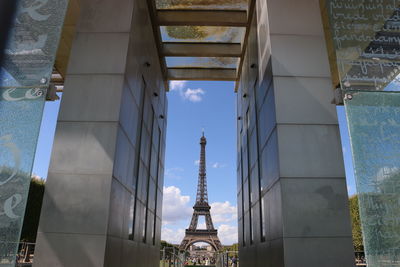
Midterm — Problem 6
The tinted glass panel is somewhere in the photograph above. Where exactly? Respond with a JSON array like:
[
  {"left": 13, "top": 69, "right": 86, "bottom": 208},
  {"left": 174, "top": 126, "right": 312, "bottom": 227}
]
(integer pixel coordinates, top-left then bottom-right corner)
[
  {"left": 156, "top": 0, "right": 248, "bottom": 10},
  {"left": 161, "top": 26, "right": 245, "bottom": 43},
  {"left": 166, "top": 57, "right": 239, "bottom": 69}
]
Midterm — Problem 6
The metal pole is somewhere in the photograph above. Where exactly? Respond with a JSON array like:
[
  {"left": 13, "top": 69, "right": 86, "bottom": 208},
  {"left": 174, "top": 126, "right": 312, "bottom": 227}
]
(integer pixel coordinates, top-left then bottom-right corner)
[
  {"left": 162, "top": 248, "right": 165, "bottom": 267},
  {"left": 0, "top": 0, "right": 18, "bottom": 67}
]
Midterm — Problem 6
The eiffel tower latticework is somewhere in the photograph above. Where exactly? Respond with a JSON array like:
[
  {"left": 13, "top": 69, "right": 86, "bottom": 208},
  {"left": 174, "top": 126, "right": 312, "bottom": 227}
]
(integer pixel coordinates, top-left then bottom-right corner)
[{"left": 179, "top": 133, "right": 222, "bottom": 251}]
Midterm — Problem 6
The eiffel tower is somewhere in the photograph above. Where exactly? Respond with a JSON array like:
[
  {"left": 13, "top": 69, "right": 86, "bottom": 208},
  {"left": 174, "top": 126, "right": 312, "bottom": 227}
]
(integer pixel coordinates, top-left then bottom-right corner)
[{"left": 179, "top": 133, "right": 222, "bottom": 251}]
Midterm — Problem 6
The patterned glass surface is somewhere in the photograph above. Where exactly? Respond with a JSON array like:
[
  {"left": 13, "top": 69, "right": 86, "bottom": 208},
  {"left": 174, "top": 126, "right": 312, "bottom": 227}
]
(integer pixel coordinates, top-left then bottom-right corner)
[
  {"left": 0, "top": 0, "right": 68, "bottom": 88},
  {"left": 0, "top": 0, "right": 68, "bottom": 265},
  {"left": 0, "top": 88, "right": 46, "bottom": 266},
  {"left": 161, "top": 26, "right": 245, "bottom": 43},
  {"left": 323, "top": 0, "right": 400, "bottom": 91},
  {"left": 345, "top": 91, "right": 400, "bottom": 266},
  {"left": 156, "top": 0, "right": 248, "bottom": 10},
  {"left": 166, "top": 57, "right": 239, "bottom": 68}
]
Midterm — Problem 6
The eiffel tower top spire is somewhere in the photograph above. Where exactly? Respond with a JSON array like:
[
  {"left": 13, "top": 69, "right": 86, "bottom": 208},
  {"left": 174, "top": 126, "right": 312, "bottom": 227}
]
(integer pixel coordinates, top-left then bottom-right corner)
[{"left": 196, "top": 132, "right": 208, "bottom": 205}]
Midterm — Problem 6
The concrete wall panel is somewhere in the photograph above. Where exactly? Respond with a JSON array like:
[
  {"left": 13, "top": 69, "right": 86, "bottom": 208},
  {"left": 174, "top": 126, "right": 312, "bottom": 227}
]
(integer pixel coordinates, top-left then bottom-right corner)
[
  {"left": 48, "top": 122, "right": 118, "bottom": 175},
  {"left": 281, "top": 178, "right": 352, "bottom": 238},
  {"left": 58, "top": 75, "right": 124, "bottom": 122},
  {"left": 77, "top": 0, "right": 134, "bottom": 33},
  {"left": 267, "top": 0, "right": 324, "bottom": 36},
  {"left": 274, "top": 76, "right": 338, "bottom": 125},
  {"left": 283, "top": 237, "right": 355, "bottom": 267},
  {"left": 270, "top": 35, "right": 331, "bottom": 78},
  {"left": 39, "top": 173, "right": 111, "bottom": 235},
  {"left": 67, "top": 33, "right": 129, "bottom": 75},
  {"left": 277, "top": 124, "right": 345, "bottom": 178},
  {"left": 34, "top": 232, "right": 107, "bottom": 267}
]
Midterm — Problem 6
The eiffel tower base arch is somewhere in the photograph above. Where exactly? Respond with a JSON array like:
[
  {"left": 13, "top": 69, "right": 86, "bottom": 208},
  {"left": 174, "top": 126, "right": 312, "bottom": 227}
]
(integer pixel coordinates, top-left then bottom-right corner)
[{"left": 179, "top": 230, "right": 222, "bottom": 251}]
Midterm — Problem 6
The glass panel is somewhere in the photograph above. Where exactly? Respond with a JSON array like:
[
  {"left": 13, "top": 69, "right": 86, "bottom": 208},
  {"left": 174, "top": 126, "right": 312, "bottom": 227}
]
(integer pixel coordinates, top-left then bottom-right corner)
[
  {"left": 161, "top": 26, "right": 245, "bottom": 43},
  {"left": 323, "top": 0, "right": 400, "bottom": 91},
  {"left": 1, "top": 0, "right": 68, "bottom": 88},
  {"left": 166, "top": 57, "right": 239, "bottom": 68},
  {"left": 0, "top": 88, "right": 46, "bottom": 266},
  {"left": 345, "top": 91, "right": 400, "bottom": 266},
  {"left": 156, "top": 0, "right": 248, "bottom": 10},
  {"left": 156, "top": 188, "right": 163, "bottom": 218},
  {"left": 0, "top": 0, "right": 68, "bottom": 264},
  {"left": 261, "top": 194, "right": 266, "bottom": 240},
  {"left": 148, "top": 180, "right": 156, "bottom": 212},
  {"left": 128, "top": 194, "right": 135, "bottom": 240}
]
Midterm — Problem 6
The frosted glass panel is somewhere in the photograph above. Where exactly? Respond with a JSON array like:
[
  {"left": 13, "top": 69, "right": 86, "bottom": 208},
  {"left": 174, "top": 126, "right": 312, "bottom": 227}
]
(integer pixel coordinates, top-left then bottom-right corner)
[
  {"left": 0, "top": 0, "right": 68, "bottom": 264},
  {"left": 0, "top": 88, "right": 46, "bottom": 266},
  {"left": 345, "top": 91, "right": 400, "bottom": 266},
  {"left": 0, "top": 0, "right": 68, "bottom": 88},
  {"left": 323, "top": 0, "right": 400, "bottom": 91}
]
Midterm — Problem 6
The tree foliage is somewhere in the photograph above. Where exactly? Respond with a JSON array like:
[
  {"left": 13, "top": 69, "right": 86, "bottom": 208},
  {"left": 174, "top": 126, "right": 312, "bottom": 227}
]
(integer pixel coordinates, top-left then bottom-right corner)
[
  {"left": 349, "top": 195, "right": 364, "bottom": 251},
  {"left": 20, "top": 178, "right": 45, "bottom": 242}
]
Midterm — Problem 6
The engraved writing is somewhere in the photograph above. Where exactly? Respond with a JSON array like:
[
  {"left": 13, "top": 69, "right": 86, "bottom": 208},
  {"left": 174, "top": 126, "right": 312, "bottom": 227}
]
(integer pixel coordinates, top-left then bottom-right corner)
[
  {"left": 2, "top": 88, "right": 44, "bottom": 101},
  {"left": 0, "top": 194, "right": 23, "bottom": 219},
  {"left": 18, "top": 0, "right": 51, "bottom": 22},
  {"left": 327, "top": 0, "right": 400, "bottom": 91}
]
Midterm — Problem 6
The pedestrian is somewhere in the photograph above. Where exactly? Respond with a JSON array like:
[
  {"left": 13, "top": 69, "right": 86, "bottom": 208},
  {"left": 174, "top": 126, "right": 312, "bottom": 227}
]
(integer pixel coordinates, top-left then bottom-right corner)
[{"left": 231, "top": 256, "right": 237, "bottom": 267}]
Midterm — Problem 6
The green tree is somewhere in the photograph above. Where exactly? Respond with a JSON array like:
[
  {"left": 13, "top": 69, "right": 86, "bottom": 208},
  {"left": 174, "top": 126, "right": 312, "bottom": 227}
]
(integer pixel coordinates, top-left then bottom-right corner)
[
  {"left": 20, "top": 177, "right": 45, "bottom": 242},
  {"left": 349, "top": 195, "right": 364, "bottom": 251}
]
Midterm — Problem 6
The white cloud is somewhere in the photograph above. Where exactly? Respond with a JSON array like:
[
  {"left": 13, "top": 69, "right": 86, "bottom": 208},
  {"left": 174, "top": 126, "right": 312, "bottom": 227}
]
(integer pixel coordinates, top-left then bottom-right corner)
[
  {"left": 218, "top": 224, "right": 238, "bottom": 245},
  {"left": 194, "top": 160, "right": 200, "bottom": 166},
  {"left": 169, "top": 81, "right": 205, "bottom": 103},
  {"left": 162, "top": 186, "right": 192, "bottom": 224},
  {"left": 165, "top": 167, "right": 184, "bottom": 180},
  {"left": 169, "top": 81, "right": 187, "bottom": 91},
  {"left": 212, "top": 162, "right": 227, "bottom": 169},
  {"left": 210, "top": 201, "right": 237, "bottom": 223},
  {"left": 161, "top": 227, "right": 185, "bottom": 244},
  {"left": 183, "top": 88, "right": 205, "bottom": 102}
]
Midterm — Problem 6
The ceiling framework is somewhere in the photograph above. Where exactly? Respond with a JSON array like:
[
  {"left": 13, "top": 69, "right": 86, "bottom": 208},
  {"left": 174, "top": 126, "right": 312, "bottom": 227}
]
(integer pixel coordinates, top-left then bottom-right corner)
[{"left": 147, "top": 0, "right": 256, "bottom": 91}]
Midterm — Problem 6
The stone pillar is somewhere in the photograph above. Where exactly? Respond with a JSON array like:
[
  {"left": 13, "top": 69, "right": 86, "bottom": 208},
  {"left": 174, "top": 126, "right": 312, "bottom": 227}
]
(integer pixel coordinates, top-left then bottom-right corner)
[
  {"left": 33, "top": 0, "right": 166, "bottom": 266},
  {"left": 238, "top": 0, "right": 355, "bottom": 266}
]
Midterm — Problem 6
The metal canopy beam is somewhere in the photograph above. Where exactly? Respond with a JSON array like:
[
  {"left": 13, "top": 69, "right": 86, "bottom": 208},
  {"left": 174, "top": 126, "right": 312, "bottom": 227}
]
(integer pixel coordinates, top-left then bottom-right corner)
[
  {"left": 163, "top": 42, "right": 242, "bottom": 57},
  {"left": 168, "top": 68, "right": 237, "bottom": 81},
  {"left": 157, "top": 10, "right": 247, "bottom": 26}
]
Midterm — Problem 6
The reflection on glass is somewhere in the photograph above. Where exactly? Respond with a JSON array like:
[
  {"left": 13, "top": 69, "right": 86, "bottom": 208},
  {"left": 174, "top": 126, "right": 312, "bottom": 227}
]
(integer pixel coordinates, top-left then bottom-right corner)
[
  {"left": 128, "top": 194, "right": 135, "bottom": 240},
  {"left": 156, "top": 0, "right": 248, "bottom": 10},
  {"left": 166, "top": 57, "right": 239, "bottom": 68},
  {"left": 345, "top": 91, "right": 400, "bottom": 266},
  {"left": 323, "top": 0, "right": 400, "bottom": 91},
  {"left": 161, "top": 26, "right": 245, "bottom": 43}
]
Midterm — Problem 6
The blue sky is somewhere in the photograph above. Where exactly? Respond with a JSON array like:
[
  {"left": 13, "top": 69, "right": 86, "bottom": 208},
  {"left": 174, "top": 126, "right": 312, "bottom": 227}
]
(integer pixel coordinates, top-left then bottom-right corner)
[{"left": 31, "top": 81, "right": 356, "bottom": 245}]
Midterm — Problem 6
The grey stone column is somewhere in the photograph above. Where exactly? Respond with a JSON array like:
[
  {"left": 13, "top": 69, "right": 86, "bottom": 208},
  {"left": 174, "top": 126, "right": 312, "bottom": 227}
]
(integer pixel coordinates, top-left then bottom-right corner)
[
  {"left": 33, "top": 0, "right": 166, "bottom": 266},
  {"left": 263, "top": 0, "right": 354, "bottom": 266},
  {"left": 238, "top": 0, "right": 355, "bottom": 266}
]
